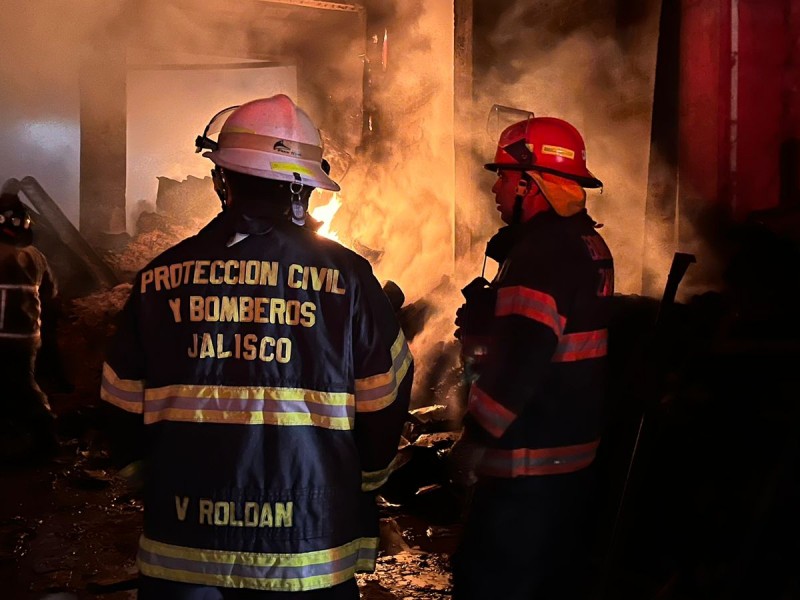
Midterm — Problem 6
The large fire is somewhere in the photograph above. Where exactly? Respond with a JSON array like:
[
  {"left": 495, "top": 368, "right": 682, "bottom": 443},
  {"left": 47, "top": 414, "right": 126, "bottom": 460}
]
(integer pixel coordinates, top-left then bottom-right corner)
[{"left": 309, "top": 193, "right": 343, "bottom": 243}]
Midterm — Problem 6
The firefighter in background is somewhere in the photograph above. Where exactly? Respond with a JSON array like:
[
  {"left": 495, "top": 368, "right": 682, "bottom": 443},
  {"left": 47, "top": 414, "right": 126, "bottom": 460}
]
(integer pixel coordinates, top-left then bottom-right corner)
[
  {"left": 0, "top": 192, "right": 58, "bottom": 460},
  {"left": 101, "top": 95, "right": 412, "bottom": 599},
  {"left": 450, "top": 115, "right": 614, "bottom": 600}
]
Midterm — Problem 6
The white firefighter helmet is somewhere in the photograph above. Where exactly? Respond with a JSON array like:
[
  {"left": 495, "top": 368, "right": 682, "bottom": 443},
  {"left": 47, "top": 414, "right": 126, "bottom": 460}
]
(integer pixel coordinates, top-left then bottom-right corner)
[{"left": 199, "top": 95, "right": 340, "bottom": 192}]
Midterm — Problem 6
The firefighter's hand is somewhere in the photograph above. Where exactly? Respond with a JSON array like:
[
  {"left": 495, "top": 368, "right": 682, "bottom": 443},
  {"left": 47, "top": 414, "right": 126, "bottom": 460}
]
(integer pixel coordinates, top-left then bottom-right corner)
[
  {"left": 447, "top": 432, "right": 485, "bottom": 488},
  {"left": 454, "top": 303, "right": 467, "bottom": 340}
]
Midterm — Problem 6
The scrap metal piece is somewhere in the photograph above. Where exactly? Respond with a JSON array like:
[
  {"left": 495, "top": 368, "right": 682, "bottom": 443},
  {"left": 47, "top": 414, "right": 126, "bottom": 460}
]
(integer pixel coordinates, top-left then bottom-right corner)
[{"left": 12, "top": 177, "right": 119, "bottom": 291}]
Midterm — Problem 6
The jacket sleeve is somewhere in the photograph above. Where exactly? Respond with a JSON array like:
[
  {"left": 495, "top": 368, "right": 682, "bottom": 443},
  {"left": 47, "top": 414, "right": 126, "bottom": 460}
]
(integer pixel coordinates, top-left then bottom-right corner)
[
  {"left": 101, "top": 280, "right": 147, "bottom": 415},
  {"left": 464, "top": 240, "right": 570, "bottom": 440},
  {"left": 351, "top": 261, "right": 414, "bottom": 491},
  {"left": 39, "top": 260, "right": 58, "bottom": 342},
  {"left": 38, "top": 256, "right": 57, "bottom": 304},
  {"left": 99, "top": 279, "right": 149, "bottom": 466},
  {"left": 35, "top": 256, "right": 68, "bottom": 389}
]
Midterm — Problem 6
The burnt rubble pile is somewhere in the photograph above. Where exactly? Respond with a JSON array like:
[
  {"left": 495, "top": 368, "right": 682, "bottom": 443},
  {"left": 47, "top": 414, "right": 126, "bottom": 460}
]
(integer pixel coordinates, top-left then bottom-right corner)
[
  {"left": 378, "top": 404, "right": 462, "bottom": 525},
  {"left": 58, "top": 202, "right": 203, "bottom": 394},
  {"left": 97, "top": 174, "right": 220, "bottom": 281},
  {"left": 69, "top": 284, "right": 132, "bottom": 332},
  {"left": 104, "top": 210, "right": 208, "bottom": 281},
  {"left": 154, "top": 175, "right": 220, "bottom": 227},
  {"left": 52, "top": 283, "right": 133, "bottom": 410}
]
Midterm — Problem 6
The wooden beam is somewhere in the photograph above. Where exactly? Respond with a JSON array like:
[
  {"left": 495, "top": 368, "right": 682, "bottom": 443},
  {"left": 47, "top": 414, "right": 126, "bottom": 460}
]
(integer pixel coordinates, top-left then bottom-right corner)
[
  {"left": 454, "top": 0, "right": 474, "bottom": 274},
  {"left": 642, "top": 0, "right": 681, "bottom": 296},
  {"left": 79, "top": 44, "right": 128, "bottom": 244}
]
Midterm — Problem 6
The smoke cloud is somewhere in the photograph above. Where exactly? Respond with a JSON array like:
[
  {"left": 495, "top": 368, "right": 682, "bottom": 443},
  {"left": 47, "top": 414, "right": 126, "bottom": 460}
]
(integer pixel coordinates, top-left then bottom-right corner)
[
  {"left": 316, "top": 0, "right": 455, "bottom": 296},
  {"left": 468, "top": 0, "right": 663, "bottom": 296}
]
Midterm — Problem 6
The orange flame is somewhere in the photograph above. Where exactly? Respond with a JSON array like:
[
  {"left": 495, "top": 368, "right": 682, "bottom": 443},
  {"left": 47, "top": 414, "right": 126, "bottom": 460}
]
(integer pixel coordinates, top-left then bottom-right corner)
[{"left": 309, "top": 193, "right": 342, "bottom": 243}]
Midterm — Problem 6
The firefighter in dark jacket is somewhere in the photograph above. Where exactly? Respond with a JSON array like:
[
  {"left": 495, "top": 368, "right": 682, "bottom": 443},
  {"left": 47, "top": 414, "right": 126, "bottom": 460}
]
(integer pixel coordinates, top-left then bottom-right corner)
[
  {"left": 450, "top": 115, "right": 614, "bottom": 600},
  {"left": 0, "top": 192, "right": 58, "bottom": 460},
  {"left": 101, "top": 95, "right": 413, "bottom": 599}
]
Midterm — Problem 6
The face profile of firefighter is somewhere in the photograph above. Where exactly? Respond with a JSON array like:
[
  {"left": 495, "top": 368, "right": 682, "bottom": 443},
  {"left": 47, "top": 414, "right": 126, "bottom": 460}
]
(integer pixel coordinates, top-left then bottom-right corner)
[{"left": 100, "top": 95, "right": 412, "bottom": 598}]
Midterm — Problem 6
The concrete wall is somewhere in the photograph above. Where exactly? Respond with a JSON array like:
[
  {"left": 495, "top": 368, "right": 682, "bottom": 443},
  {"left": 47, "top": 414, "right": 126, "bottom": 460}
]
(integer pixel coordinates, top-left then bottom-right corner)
[
  {"left": 0, "top": 0, "right": 83, "bottom": 226},
  {"left": 0, "top": 91, "right": 81, "bottom": 225}
]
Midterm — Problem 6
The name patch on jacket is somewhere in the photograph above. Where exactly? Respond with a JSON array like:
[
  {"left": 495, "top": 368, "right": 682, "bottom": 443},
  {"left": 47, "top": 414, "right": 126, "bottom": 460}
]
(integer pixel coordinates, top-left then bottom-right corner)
[
  {"left": 174, "top": 496, "right": 294, "bottom": 528},
  {"left": 140, "top": 260, "right": 349, "bottom": 365},
  {"left": 140, "top": 260, "right": 346, "bottom": 295}
]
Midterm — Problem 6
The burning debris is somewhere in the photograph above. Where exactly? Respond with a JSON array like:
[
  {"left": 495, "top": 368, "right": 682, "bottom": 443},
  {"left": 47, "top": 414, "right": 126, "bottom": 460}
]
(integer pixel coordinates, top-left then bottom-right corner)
[
  {"left": 154, "top": 175, "right": 219, "bottom": 226},
  {"left": 103, "top": 211, "right": 199, "bottom": 279},
  {"left": 69, "top": 284, "right": 132, "bottom": 331}
]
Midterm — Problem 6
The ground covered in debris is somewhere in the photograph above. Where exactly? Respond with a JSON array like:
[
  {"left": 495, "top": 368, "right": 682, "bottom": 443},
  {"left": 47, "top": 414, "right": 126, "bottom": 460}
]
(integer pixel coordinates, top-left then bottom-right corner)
[
  {"left": 0, "top": 370, "right": 461, "bottom": 600},
  {"left": 0, "top": 438, "right": 457, "bottom": 599},
  {"left": 0, "top": 389, "right": 461, "bottom": 600},
  {"left": 0, "top": 436, "right": 457, "bottom": 600}
]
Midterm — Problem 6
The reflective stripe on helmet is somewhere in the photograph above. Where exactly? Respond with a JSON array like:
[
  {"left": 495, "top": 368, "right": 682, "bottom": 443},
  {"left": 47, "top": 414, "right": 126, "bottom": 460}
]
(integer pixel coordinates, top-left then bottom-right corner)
[{"left": 270, "top": 163, "right": 315, "bottom": 177}]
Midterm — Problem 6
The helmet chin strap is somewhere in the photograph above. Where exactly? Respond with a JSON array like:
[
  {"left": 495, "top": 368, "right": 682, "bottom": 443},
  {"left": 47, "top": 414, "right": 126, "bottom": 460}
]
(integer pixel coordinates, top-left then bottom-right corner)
[
  {"left": 290, "top": 173, "right": 306, "bottom": 226},
  {"left": 211, "top": 167, "right": 228, "bottom": 210},
  {"left": 511, "top": 172, "right": 533, "bottom": 225}
]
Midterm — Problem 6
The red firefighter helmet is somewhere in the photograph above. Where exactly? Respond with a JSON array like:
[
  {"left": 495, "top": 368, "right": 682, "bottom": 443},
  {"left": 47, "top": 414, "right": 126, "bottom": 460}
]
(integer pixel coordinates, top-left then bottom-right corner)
[{"left": 484, "top": 116, "right": 603, "bottom": 188}]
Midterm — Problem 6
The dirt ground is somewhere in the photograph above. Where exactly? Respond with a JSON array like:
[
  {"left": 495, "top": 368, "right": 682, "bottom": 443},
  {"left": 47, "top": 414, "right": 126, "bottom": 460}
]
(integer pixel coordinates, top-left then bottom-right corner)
[{"left": 0, "top": 435, "right": 457, "bottom": 600}]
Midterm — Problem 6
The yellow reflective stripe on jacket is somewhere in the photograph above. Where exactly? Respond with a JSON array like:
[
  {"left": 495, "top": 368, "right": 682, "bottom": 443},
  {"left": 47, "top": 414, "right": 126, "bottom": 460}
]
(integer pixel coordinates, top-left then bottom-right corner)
[
  {"left": 100, "top": 363, "right": 144, "bottom": 414},
  {"left": 142, "top": 384, "right": 355, "bottom": 429},
  {"left": 361, "top": 453, "right": 404, "bottom": 491},
  {"left": 355, "top": 330, "right": 413, "bottom": 413},
  {"left": 137, "top": 535, "right": 378, "bottom": 592}
]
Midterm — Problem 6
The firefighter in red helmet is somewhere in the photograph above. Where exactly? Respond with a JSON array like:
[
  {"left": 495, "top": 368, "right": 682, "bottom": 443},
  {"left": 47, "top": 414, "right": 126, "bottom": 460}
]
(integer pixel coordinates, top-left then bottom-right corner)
[
  {"left": 0, "top": 192, "right": 58, "bottom": 460},
  {"left": 101, "top": 95, "right": 412, "bottom": 599},
  {"left": 451, "top": 113, "right": 614, "bottom": 600}
]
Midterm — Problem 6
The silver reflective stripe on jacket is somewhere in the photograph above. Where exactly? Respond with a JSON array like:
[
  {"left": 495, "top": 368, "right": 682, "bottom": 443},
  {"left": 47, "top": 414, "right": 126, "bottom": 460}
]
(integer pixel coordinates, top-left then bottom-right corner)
[{"left": 0, "top": 284, "right": 40, "bottom": 338}]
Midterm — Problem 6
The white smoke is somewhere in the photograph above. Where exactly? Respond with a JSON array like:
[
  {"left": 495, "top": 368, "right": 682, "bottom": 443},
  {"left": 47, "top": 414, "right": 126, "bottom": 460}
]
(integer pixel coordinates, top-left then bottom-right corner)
[{"left": 470, "top": 0, "right": 663, "bottom": 295}]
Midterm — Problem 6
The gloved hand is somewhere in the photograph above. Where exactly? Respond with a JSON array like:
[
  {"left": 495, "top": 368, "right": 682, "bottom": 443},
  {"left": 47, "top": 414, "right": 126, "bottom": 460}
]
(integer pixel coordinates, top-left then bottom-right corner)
[{"left": 447, "top": 431, "right": 486, "bottom": 488}]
